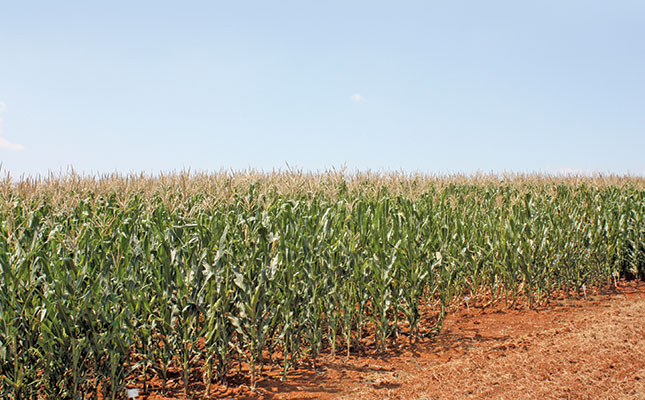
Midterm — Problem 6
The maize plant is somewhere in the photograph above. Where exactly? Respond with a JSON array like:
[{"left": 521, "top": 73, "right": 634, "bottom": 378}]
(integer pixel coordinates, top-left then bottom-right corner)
[{"left": 0, "top": 172, "right": 643, "bottom": 398}]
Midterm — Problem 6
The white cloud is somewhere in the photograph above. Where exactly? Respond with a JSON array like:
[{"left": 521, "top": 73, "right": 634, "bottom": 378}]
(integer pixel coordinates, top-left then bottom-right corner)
[
  {"left": 350, "top": 93, "right": 365, "bottom": 103},
  {"left": 0, "top": 102, "right": 24, "bottom": 151},
  {"left": 0, "top": 137, "right": 24, "bottom": 151}
]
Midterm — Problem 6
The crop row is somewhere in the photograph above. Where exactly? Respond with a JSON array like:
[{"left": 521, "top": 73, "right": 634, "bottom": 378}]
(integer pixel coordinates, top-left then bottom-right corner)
[{"left": 1, "top": 181, "right": 643, "bottom": 399}]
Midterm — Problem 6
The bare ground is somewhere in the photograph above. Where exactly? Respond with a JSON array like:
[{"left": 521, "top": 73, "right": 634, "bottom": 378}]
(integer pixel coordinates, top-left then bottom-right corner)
[{"left": 332, "top": 285, "right": 645, "bottom": 400}]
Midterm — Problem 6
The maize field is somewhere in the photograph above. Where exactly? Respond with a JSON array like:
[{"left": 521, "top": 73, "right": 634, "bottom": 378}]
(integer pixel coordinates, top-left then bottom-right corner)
[{"left": 0, "top": 172, "right": 643, "bottom": 399}]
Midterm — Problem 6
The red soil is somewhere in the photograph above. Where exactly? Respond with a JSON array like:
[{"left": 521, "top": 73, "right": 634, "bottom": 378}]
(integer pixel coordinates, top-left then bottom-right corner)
[{"left": 143, "top": 282, "right": 645, "bottom": 400}]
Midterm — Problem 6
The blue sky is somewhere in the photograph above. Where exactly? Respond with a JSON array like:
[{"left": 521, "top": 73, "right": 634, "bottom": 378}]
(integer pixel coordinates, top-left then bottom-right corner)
[{"left": 1, "top": 1, "right": 644, "bottom": 177}]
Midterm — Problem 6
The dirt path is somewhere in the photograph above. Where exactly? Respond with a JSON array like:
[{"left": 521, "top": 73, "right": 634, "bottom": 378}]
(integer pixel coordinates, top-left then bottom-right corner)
[{"left": 266, "top": 284, "right": 645, "bottom": 400}]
